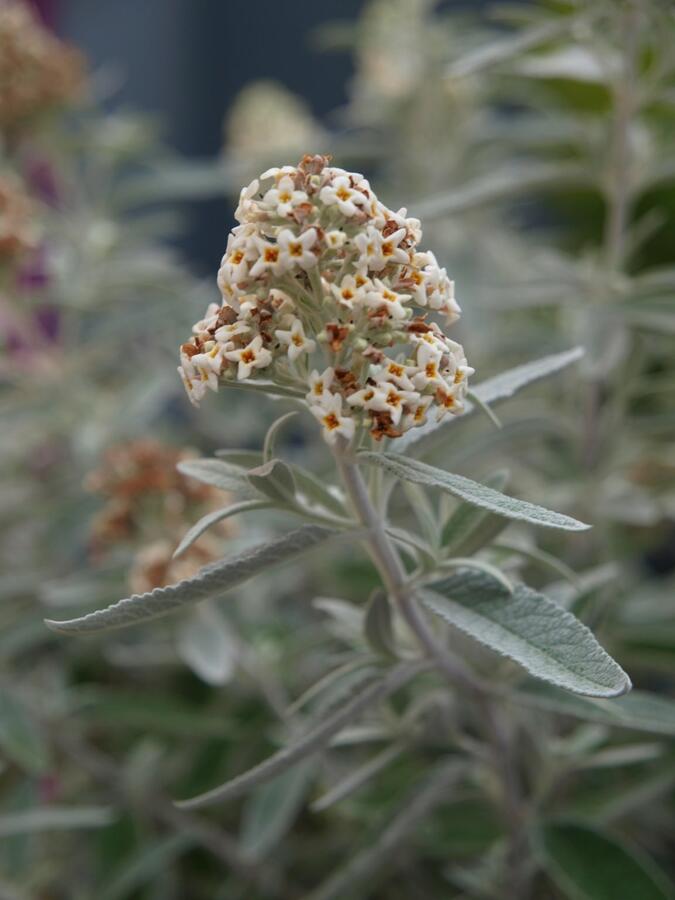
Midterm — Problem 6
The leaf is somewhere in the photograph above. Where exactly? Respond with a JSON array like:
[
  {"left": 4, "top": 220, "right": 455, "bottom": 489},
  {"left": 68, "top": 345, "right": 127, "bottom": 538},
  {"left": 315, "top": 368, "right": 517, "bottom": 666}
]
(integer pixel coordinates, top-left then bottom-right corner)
[
  {"left": 172, "top": 500, "right": 270, "bottom": 559},
  {"left": 537, "top": 822, "right": 674, "bottom": 900},
  {"left": 176, "top": 604, "right": 237, "bottom": 685},
  {"left": 360, "top": 453, "right": 589, "bottom": 532},
  {"left": 175, "top": 660, "right": 427, "bottom": 809},
  {"left": 516, "top": 682, "right": 675, "bottom": 738},
  {"left": 100, "top": 834, "right": 194, "bottom": 900},
  {"left": 176, "top": 458, "right": 257, "bottom": 497},
  {"left": 413, "top": 163, "right": 589, "bottom": 220},
  {"left": 247, "top": 458, "right": 297, "bottom": 505},
  {"left": 263, "top": 410, "right": 298, "bottom": 463},
  {"left": 420, "top": 572, "right": 630, "bottom": 698},
  {"left": 0, "top": 806, "right": 115, "bottom": 838},
  {"left": 311, "top": 743, "right": 405, "bottom": 813},
  {"left": 447, "top": 20, "right": 566, "bottom": 78},
  {"left": 398, "top": 347, "right": 584, "bottom": 451},
  {"left": 239, "top": 759, "right": 316, "bottom": 861},
  {"left": 441, "top": 471, "right": 510, "bottom": 554},
  {"left": 45, "top": 525, "right": 337, "bottom": 634},
  {"left": 0, "top": 691, "right": 50, "bottom": 774}
]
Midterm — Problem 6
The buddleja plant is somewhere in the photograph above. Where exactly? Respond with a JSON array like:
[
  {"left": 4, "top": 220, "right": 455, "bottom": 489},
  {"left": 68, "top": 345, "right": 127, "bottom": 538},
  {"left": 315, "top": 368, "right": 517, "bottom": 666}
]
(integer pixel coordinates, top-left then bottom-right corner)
[{"left": 48, "top": 155, "right": 636, "bottom": 898}]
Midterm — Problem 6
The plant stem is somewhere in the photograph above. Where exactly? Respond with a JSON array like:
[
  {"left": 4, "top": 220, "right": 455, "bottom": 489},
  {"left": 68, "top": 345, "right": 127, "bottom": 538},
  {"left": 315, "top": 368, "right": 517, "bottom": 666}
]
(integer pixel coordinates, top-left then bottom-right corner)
[{"left": 332, "top": 443, "right": 530, "bottom": 897}]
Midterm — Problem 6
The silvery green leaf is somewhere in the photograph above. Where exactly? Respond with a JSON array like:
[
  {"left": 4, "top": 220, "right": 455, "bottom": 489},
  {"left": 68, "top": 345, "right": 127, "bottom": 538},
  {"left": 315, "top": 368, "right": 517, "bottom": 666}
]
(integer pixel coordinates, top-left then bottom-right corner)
[
  {"left": 494, "top": 540, "right": 581, "bottom": 590},
  {"left": 289, "top": 465, "right": 348, "bottom": 518},
  {"left": 385, "top": 526, "right": 436, "bottom": 567},
  {"left": 175, "top": 661, "right": 426, "bottom": 809},
  {"left": 239, "top": 759, "right": 316, "bottom": 861},
  {"left": 436, "top": 558, "right": 513, "bottom": 595},
  {"left": 441, "top": 470, "right": 510, "bottom": 554},
  {"left": 263, "top": 411, "right": 298, "bottom": 463},
  {"left": 214, "top": 448, "right": 263, "bottom": 467},
  {"left": 447, "top": 21, "right": 565, "bottom": 78},
  {"left": 517, "top": 682, "right": 675, "bottom": 737},
  {"left": 516, "top": 46, "right": 614, "bottom": 84},
  {"left": 537, "top": 822, "right": 674, "bottom": 900},
  {"left": 45, "top": 525, "right": 337, "bottom": 634},
  {"left": 414, "top": 163, "right": 589, "bottom": 220},
  {"left": 247, "top": 458, "right": 297, "bottom": 506},
  {"left": 0, "top": 806, "right": 115, "bottom": 838},
  {"left": 364, "top": 589, "right": 397, "bottom": 659},
  {"left": 398, "top": 347, "right": 583, "bottom": 451},
  {"left": 173, "top": 500, "right": 271, "bottom": 559},
  {"left": 0, "top": 691, "right": 50, "bottom": 774},
  {"left": 420, "top": 573, "right": 630, "bottom": 698},
  {"left": 176, "top": 458, "right": 257, "bottom": 497},
  {"left": 311, "top": 743, "right": 405, "bottom": 813},
  {"left": 176, "top": 604, "right": 237, "bottom": 686},
  {"left": 314, "top": 597, "right": 364, "bottom": 644},
  {"left": 360, "top": 452, "right": 589, "bottom": 532}
]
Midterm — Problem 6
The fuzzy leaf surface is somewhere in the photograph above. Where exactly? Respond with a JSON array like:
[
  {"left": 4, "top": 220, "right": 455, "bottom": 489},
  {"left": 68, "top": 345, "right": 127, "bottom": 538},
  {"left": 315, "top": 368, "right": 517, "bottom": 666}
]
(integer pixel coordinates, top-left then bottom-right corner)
[
  {"left": 421, "top": 572, "right": 630, "bottom": 698},
  {"left": 45, "top": 525, "right": 336, "bottom": 634},
  {"left": 360, "top": 452, "right": 589, "bottom": 532}
]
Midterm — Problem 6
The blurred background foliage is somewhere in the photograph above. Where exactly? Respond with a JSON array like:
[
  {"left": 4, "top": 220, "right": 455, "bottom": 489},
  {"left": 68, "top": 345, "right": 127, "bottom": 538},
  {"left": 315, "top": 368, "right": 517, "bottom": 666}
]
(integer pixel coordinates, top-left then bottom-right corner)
[{"left": 0, "top": 0, "right": 674, "bottom": 898}]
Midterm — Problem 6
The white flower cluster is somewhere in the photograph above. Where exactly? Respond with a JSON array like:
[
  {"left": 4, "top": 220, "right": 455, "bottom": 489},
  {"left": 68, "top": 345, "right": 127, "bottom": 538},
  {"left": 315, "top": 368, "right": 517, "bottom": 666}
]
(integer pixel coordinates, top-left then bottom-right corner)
[{"left": 179, "top": 155, "right": 473, "bottom": 444}]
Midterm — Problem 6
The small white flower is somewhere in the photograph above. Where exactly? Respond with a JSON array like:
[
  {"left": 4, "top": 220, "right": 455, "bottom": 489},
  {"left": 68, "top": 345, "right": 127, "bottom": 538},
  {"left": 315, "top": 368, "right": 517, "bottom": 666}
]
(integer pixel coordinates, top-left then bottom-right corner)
[
  {"left": 277, "top": 227, "right": 318, "bottom": 269},
  {"left": 262, "top": 175, "right": 308, "bottom": 218},
  {"left": 347, "top": 383, "right": 390, "bottom": 413},
  {"left": 249, "top": 237, "right": 287, "bottom": 278},
  {"left": 374, "top": 359, "right": 418, "bottom": 391},
  {"left": 401, "top": 395, "right": 433, "bottom": 430},
  {"left": 325, "top": 229, "right": 347, "bottom": 249},
  {"left": 310, "top": 392, "right": 355, "bottom": 445},
  {"left": 379, "top": 384, "right": 420, "bottom": 425},
  {"left": 330, "top": 273, "right": 368, "bottom": 309},
  {"left": 353, "top": 225, "right": 383, "bottom": 271},
  {"left": 306, "top": 367, "right": 335, "bottom": 403},
  {"left": 224, "top": 335, "right": 273, "bottom": 379},
  {"left": 320, "top": 175, "right": 367, "bottom": 217},
  {"left": 214, "top": 320, "right": 251, "bottom": 343},
  {"left": 275, "top": 317, "right": 316, "bottom": 362},
  {"left": 260, "top": 165, "right": 297, "bottom": 181},
  {"left": 234, "top": 178, "right": 260, "bottom": 223},
  {"left": 191, "top": 303, "right": 221, "bottom": 336},
  {"left": 364, "top": 279, "right": 410, "bottom": 320},
  {"left": 412, "top": 342, "right": 445, "bottom": 389}
]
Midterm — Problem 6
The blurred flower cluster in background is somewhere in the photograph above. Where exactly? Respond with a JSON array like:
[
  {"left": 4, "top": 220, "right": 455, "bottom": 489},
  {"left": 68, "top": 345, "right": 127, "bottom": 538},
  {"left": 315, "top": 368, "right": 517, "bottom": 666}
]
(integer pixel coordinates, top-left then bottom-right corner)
[{"left": 1, "top": 1, "right": 674, "bottom": 898}]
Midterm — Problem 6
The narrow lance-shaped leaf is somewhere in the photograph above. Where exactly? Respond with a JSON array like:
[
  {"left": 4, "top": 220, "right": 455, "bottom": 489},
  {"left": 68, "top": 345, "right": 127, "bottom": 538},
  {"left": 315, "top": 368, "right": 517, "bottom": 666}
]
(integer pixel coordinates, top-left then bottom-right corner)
[
  {"left": 360, "top": 452, "right": 589, "bottom": 532},
  {"left": 420, "top": 571, "right": 630, "bottom": 698},
  {"left": 45, "top": 525, "right": 337, "bottom": 635},
  {"left": 398, "top": 347, "right": 583, "bottom": 451},
  {"left": 175, "top": 660, "right": 428, "bottom": 809},
  {"left": 517, "top": 681, "right": 675, "bottom": 738},
  {"left": 537, "top": 822, "right": 674, "bottom": 900},
  {"left": 176, "top": 458, "right": 258, "bottom": 498},
  {"left": 239, "top": 759, "right": 317, "bottom": 861},
  {"left": 173, "top": 500, "right": 270, "bottom": 559}
]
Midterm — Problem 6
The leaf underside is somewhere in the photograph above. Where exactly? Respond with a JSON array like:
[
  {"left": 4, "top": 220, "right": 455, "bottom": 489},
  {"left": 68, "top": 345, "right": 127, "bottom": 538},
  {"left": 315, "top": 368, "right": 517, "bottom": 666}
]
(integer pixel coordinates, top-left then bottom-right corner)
[{"left": 45, "top": 525, "right": 337, "bottom": 635}]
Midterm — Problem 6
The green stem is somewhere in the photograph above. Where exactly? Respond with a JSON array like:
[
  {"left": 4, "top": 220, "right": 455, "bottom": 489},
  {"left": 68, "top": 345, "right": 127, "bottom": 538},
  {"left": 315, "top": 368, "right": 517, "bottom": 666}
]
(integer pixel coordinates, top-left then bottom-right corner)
[{"left": 332, "top": 442, "right": 530, "bottom": 897}]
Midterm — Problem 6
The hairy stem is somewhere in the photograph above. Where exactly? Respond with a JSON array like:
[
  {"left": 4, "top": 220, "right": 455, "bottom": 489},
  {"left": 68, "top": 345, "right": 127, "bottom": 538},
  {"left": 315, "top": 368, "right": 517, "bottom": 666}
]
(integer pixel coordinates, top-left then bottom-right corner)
[{"left": 332, "top": 443, "right": 530, "bottom": 896}]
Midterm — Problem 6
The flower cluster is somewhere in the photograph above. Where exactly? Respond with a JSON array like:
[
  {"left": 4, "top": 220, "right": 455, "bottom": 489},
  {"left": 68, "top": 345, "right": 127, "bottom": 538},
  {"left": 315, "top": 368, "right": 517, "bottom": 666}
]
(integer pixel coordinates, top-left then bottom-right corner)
[
  {"left": 86, "top": 440, "right": 234, "bottom": 593},
  {"left": 0, "top": 0, "right": 83, "bottom": 137},
  {"left": 179, "top": 155, "right": 473, "bottom": 444}
]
